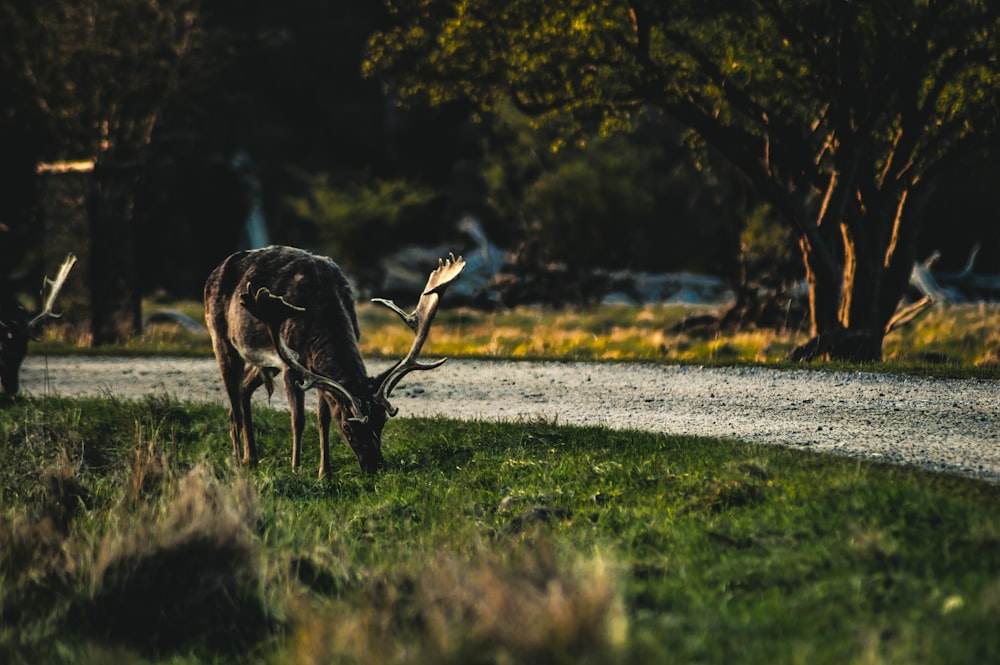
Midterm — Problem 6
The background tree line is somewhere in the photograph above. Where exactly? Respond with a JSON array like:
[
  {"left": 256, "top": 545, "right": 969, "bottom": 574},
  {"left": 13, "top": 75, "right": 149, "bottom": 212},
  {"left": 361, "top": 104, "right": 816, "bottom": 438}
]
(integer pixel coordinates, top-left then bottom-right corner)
[{"left": 1, "top": 0, "right": 998, "bottom": 359}]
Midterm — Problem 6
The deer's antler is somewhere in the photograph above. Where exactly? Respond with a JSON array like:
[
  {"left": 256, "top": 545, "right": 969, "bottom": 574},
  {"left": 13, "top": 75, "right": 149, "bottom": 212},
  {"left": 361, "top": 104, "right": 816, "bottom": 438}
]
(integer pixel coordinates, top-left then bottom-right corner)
[
  {"left": 28, "top": 254, "right": 77, "bottom": 334},
  {"left": 240, "top": 284, "right": 368, "bottom": 422},
  {"left": 373, "top": 253, "right": 465, "bottom": 415}
]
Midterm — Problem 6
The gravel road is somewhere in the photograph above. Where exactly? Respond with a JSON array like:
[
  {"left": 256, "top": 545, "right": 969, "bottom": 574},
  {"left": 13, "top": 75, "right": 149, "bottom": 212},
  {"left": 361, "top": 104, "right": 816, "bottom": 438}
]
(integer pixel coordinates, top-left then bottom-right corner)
[{"left": 20, "top": 356, "right": 1000, "bottom": 483}]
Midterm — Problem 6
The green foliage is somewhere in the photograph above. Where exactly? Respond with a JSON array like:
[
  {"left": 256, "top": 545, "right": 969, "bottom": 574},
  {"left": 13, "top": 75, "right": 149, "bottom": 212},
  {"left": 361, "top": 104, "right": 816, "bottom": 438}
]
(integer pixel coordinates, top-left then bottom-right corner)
[
  {"left": 740, "top": 202, "right": 800, "bottom": 291},
  {"left": 477, "top": 101, "right": 752, "bottom": 275},
  {"left": 366, "top": 1, "right": 637, "bottom": 125},
  {"left": 2, "top": 396, "right": 1000, "bottom": 663},
  {"left": 741, "top": 204, "right": 793, "bottom": 269},
  {"left": 286, "top": 174, "right": 437, "bottom": 274},
  {"left": 521, "top": 136, "right": 654, "bottom": 270}
]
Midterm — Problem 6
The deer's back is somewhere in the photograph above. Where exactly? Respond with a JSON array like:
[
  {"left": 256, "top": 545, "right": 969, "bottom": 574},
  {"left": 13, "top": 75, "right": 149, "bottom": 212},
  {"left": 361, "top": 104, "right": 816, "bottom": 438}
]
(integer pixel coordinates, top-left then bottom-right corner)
[{"left": 205, "top": 246, "right": 362, "bottom": 374}]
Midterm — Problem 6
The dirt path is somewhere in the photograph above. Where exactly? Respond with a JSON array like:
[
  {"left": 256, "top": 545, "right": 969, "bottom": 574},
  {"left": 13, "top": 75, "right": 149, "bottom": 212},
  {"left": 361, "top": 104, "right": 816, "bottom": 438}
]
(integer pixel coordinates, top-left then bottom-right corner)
[{"left": 20, "top": 356, "right": 1000, "bottom": 483}]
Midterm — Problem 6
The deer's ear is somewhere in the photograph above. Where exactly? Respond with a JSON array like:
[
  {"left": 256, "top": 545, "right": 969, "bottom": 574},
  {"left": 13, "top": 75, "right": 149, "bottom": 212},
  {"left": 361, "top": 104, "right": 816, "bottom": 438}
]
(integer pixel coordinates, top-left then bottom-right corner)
[{"left": 240, "top": 283, "right": 305, "bottom": 323}]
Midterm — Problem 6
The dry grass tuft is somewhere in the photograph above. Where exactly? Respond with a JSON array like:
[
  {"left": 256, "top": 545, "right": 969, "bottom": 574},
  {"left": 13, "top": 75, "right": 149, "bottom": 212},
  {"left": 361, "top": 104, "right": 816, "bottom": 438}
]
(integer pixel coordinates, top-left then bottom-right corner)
[
  {"left": 40, "top": 452, "right": 90, "bottom": 534},
  {"left": 290, "top": 542, "right": 625, "bottom": 665},
  {"left": 0, "top": 454, "right": 88, "bottom": 631},
  {"left": 127, "top": 436, "right": 170, "bottom": 506},
  {"left": 89, "top": 464, "right": 269, "bottom": 653}
]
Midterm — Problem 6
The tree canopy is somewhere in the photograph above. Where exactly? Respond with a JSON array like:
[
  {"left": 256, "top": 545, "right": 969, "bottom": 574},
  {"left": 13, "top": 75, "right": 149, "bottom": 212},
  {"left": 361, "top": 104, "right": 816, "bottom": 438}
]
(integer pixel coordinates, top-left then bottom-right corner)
[
  {"left": 0, "top": 0, "right": 202, "bottom": 164},
  {"left": 367, "top": 0, "right": 1000, "bottom": 360}
]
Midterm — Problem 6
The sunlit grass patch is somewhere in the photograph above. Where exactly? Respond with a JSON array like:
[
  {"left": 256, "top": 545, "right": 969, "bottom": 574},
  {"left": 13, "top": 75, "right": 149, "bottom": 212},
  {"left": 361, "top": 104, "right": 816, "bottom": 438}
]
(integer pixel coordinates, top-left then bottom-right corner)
[
  {"left": 670, "top": 329, "right": 801, "bottom": 363},
  {"left": 883, "top": 302, "right": 1000, "bottom": 368},
  {"left": 358, "top": 300, "right": 1000, "bottom": 370},
  {"left": 25, "top": 298, "right": 1000, "bottom": 375},
  {"left": 361, "top": 300, "right": 1000, "bottom": 371},
  {"left": 359, "top": 302, "right": 736, "bottom": 361}
]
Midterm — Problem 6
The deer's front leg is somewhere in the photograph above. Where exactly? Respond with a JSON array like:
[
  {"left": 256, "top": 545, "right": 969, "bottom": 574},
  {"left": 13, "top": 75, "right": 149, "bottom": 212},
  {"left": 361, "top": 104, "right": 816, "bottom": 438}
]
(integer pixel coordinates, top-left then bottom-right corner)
[
  {"left": 317, "top": 398, "right": 333, "bottom": 479},
  {"left": 284, "top": 370, "right": 305, "bottom": 471},
  {"left": 240, "top": 370, "right": 263, "bottom": 465}
]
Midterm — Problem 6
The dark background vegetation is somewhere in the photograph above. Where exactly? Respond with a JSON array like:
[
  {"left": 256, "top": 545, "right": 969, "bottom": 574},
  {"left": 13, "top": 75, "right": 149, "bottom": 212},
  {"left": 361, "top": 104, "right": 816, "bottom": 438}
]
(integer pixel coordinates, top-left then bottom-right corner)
[{"left": 0, "top": 1, "right": 998, "bottom": 331}]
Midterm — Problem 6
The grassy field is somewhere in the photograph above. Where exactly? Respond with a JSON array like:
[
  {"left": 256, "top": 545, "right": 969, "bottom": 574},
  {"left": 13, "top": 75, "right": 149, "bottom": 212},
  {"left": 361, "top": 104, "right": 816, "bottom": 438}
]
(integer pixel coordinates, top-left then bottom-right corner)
[
  {"left": 2, "top": 396, "right": 1000, "bottom": 664},
  {"left": 35, "top": 299, "right": 1000, "bottom": 378},
  {"left": 362, "top": 300, "right": 1000, "bottom": 373},
  {"left": 7, "top": 300, "right": 1000, "bottom": 662}
]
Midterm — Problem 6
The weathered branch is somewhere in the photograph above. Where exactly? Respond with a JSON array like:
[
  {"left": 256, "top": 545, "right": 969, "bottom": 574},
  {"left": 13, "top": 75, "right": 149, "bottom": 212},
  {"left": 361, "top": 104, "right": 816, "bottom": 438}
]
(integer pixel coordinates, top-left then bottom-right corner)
[{"left": 884, "top": 296, "right": 933, "bottom": 334}]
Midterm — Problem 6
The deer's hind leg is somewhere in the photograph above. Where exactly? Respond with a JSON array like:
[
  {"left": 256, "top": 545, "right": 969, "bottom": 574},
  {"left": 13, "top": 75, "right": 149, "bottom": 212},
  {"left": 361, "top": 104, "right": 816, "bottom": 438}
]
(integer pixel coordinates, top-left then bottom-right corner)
[{"left": 215, "top": 345, "right": 252, "bottom": 464}]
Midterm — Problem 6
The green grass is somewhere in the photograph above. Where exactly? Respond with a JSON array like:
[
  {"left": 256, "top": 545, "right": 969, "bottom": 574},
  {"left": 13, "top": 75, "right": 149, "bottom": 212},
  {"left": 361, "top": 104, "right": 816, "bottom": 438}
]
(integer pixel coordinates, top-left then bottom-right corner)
[{"left": 2, "top": 396, "right": 999, "bottom": 664}]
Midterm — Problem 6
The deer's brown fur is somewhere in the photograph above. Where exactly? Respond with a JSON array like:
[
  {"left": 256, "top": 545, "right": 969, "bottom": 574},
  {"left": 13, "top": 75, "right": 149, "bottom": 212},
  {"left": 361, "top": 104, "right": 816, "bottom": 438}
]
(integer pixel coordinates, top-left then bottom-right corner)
[{"left": 204, "top": 245, "right": 463, "bottom": 476}]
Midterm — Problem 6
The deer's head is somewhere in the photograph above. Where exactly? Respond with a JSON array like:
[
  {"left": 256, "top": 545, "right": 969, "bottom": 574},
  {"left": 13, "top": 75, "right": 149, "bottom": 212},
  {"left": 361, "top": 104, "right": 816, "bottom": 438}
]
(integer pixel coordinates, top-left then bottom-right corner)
[
  {"left": 0, "top": 254, "right": 76, "bottom": 395},
  {"left": 327, "top": 389, "right": 390, "bottom": 473},
  {"left": 0, "top": 303, "right": 30, "bottom": 394}
]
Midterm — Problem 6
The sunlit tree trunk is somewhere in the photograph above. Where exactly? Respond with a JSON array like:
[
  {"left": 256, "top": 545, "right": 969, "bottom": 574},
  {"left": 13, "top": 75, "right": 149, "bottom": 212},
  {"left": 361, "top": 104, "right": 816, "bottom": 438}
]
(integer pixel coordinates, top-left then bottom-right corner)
[{"left": 792, "top": 183, "right": 925, "bottom": 363}]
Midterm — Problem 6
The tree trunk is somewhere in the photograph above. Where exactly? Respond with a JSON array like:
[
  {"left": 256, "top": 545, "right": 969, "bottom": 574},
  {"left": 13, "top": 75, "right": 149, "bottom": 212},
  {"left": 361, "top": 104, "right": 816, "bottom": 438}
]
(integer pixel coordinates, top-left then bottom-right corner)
[
  {"left": 89, "top": 166, "right": 142, "bottom": 345},
  {"left": 789, "top": 192, "right": 920, "bottom": 364},
  {"left": 800, "top": 236, "right": 842, "bottom": 339},
  {"left": 790, "top": 248, "right": 884, "bottom": 364}
]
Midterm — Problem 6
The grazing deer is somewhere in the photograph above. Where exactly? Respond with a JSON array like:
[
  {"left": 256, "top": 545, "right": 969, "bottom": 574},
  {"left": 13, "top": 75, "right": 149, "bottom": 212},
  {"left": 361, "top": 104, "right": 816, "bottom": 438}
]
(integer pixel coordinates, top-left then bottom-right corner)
[
  {"left": 204, "top": 245, "right": 464, "bottom": 476},
  {"left": 0, "top": 254, "right": 77, "bottom": 395}
]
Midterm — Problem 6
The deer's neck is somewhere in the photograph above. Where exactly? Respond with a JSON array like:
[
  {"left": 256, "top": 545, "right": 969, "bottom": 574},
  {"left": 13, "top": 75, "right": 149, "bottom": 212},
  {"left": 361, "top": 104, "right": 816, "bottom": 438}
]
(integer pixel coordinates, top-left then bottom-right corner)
[{"left": 284, "top": 323, "right": 370, "bottom": 389}]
